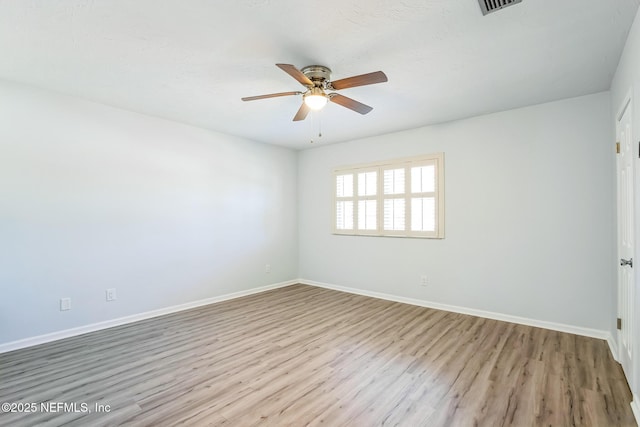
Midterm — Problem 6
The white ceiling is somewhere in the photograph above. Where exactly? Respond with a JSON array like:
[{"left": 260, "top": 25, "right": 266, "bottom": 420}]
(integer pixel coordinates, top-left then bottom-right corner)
[{"left": 0, "top": 0, "right": 638, "bottom": 149}]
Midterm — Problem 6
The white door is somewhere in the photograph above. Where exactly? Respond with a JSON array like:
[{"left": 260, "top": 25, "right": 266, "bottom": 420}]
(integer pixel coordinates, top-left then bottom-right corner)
[{"left": 617, "top": 97, "right": 635, "bottom": 380}]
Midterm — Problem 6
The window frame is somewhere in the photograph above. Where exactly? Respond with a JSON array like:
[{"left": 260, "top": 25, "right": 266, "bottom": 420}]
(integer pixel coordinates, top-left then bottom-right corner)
[{"left": 332, "top": 153, "right": 445, "bottom": 239}]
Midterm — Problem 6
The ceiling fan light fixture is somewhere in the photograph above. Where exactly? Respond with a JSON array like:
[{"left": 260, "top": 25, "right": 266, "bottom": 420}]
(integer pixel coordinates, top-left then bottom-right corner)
[{"left": 304, "top": 88, "right": 328, "bottom": 110}]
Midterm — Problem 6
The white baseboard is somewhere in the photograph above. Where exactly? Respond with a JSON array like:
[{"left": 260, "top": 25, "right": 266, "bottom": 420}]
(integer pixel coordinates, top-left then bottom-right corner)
[
  {"left": 0, "top": 278, "right": 614, "bottom": 356},
  {"left": 607, "top": 332, "right": 620, "bottom": 362},
  {"left": 298, "top": 279, "right": 610, "bottom": 341},
  {"left": 631, "top": 394, "right": 640, "bottom": 426},
  {"left": 0, "top": 280, "right": 297, "bottom": 354}
]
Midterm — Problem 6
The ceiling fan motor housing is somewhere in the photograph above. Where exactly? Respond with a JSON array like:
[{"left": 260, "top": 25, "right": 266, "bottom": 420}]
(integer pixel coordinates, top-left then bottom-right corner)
[{"left": 301, "top": 65, "right": 331, "bottom": 87}]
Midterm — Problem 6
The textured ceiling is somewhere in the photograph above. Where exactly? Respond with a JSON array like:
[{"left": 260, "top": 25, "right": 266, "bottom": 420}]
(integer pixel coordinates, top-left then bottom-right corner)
[{"left": 0, "top": 0, "right": 638, "bottom": 149}]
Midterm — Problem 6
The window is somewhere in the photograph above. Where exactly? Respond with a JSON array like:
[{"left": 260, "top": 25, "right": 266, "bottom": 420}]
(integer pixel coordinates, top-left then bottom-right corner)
[{"left": 333, "top": 153, "right": 444, "bottom": 238}]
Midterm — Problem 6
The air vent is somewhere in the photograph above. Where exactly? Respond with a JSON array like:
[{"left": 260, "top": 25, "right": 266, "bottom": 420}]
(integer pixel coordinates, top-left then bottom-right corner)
[{"left": 478, "top": 0, "right": 522, "bottom": 16}]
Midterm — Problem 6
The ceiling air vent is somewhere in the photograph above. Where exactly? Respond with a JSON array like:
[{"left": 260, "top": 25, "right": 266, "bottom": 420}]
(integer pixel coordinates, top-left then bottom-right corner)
[{"left": 478, "top": 0, "right": 522, "bottom": 16}]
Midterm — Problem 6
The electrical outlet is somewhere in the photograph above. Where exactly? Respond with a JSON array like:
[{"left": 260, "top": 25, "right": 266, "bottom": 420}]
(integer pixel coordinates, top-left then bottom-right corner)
[
  {"left": 265, "top": 264, "right": 271, "bottom": 273},
  {"left": 106, "top": 288, "right": 117, "bottom": 302},
  {"left": 420, "top": 275, "right": 428, "bottom": 287},
  {"left": 60, "top": 298, "right": 71, "bottom": 311}
]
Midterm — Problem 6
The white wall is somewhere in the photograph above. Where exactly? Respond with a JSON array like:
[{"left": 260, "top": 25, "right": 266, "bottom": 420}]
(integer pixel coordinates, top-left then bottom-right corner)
[
  {"left": 299, "top": 92, "right": 613, "bottom": 331},
  {"left": 0, "top": 80, "right": 298, "bottom": 345},
  {"left": 611, "top": 5, "right": 640, "bottom": 402}
]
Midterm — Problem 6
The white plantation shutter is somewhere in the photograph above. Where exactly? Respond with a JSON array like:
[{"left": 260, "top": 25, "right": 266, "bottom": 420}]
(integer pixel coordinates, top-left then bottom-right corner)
[
  {"left": 384, "top": 198, "right": 405, "bottom": 231},
  {"left": 334, "top": 153, "right": 443, "bottom": 238},
  {"left": 383, "top": 168, "right": 405, "bottom": 195},
  {"left": 383, "top": 168, "right": 406, "bottom": 233},
  {"left": 411, "top": 165, "right": 435, "bottom": 193},
  {"left": 335, "top": 174, "right": 355, "bottom": 231},
  {"left": 336, "top": 174, "right": 353, "bottom": 198},
  {"left": 336, "top": 200, "right": 354, "bottom": 230},
  {"left": 355, "top": 169, "right": 378, "bottom": 234},
  {"left": 358, "top": 200, "right": 377, "bottom": 230},
  {"left": 358, "top": 171, "right": 377, "bottom": 196},
  {"left": 410, "top": 163, "right": 437, "bottom": 233},
  {"left": 411, "top": 197, "right": 435, "bottom": 232}
]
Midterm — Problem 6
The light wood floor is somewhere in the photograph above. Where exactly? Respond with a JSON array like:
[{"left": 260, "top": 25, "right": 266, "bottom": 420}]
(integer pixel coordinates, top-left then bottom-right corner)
[{"left": 0, "top": 284, "right": 635, "bottom": 426}]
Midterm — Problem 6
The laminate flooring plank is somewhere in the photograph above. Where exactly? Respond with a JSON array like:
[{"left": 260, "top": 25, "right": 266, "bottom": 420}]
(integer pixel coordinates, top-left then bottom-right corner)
[{"left": 0, "top": 284, "right": 634, "bottom": 426}]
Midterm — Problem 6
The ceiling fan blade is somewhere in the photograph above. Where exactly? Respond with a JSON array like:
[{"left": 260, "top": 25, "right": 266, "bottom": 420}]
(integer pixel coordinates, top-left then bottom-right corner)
[
  {"left": 329, "top": 71, "right": 388, "bottom": 90},
  {"left": 276, "top": 64, "right": 313, "bottom": 87},
  {"left": 293, "top": 103, "right": 310, "bottom": 121},
  {"left": 241, "top": 91, "right": 301, "bottom": 101},
  {"left": 329, "top": 94, "right": 373, "bottom": 115}
]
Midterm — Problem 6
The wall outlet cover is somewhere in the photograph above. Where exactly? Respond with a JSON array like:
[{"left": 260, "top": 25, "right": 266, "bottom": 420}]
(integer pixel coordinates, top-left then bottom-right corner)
[{"left": 106, "top": 288, "right": 117, "bottom": 302}]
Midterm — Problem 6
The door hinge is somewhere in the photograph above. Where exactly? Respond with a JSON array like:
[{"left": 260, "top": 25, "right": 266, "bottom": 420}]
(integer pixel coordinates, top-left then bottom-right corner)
[
  {"left": 617, "top": 317, "right": 622, "bottom": 330},
  {"left": 616, "top": 142, "right": 620, "bottom": 154}
]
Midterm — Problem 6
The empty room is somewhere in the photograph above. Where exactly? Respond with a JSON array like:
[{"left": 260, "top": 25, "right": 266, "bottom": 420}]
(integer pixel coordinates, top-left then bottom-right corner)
[{"left": 1, "top": 0, "right": 640, "bottom": 426}]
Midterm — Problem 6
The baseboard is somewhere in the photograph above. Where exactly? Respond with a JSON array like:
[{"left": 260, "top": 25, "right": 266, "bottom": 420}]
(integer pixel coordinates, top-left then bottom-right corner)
[
  {"left": 0, "top": 279, "right": 297, "bottom": 354},
  {"left": 607, "top": 332, "right": 620, "bottom": 362},
  {"left": 298, "top": 279, "right": 609, "bottom": 341},
  {"left": 0, "top": 278, "right": 613, "bottom": 355},
  {"left": 631, "top": 394, "right": 640, "bottom": 425}
]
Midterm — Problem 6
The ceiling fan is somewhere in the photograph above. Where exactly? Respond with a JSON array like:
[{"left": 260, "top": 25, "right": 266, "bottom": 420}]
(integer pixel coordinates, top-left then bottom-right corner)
[{"left": 241, "top": 64, "right": 388, "bottom": 121}]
